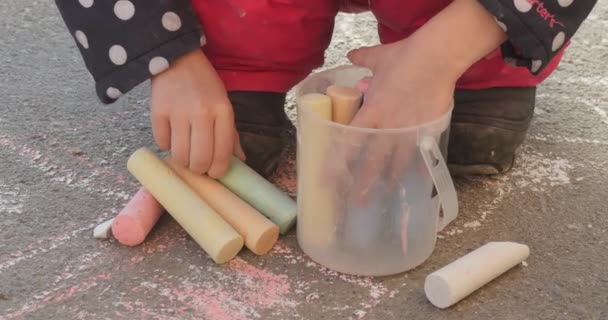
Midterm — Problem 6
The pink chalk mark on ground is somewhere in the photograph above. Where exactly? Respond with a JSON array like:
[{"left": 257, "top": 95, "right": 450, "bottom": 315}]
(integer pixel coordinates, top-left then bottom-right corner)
[
  {"left": 1, "top": 273, "right": 112, "bottom": 320},
  {"left": 130, "top": 255, "right": 145, "bottom": 265},
  {"left": 269, "top": 242, "right": 389, "bottom": 319},
  {"left": 0, "top": 133, "right": 139, "bottom": 272},
  {"left": 227, "top": 258, "right": 293, "bottom": 308},
  {"left": 138, "top": 221, "right": 186, "bottom": 253},
  {"left": 269, "top": 240, "right": 294, "bottom": 255},
  {"left": 0, "top": 134, "right": 131, "bottom": 202},
  {"left": 145, "top": 244, "right": 168, "bottom": 254},
  {"left": 46, "top": 135, "right": 138, "bottom": 188},
  {"left": 114, "top": 258, "right": 296, "bottom": 320},
  {"left": 2, "top": 230, "right": 183, "bottom": 319},
  {"left": 1, "top": 130, "right": 386, "bottom": 319},
  {"left": 267, "top": 140, "right": 392, "bottom": 319},
  {"left": 127, "top": 225, "right": 186, "bottom": 268},
  {"left": 139, "top": 310, "right": 186, "bottom": 320},
  {"left": 0, "top": 222, "right": 103, "bottom": 273},
  {"left": 270, "top": 146, "right": 297, "bottom": 197}
]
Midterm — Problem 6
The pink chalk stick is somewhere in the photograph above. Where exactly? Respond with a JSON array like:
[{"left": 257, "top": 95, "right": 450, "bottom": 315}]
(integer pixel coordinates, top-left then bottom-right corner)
[
  {"left": 356, "top": 77, "right": 371, "bottom": 94},
  {"left": 112, "top": 187, "right": 164, "bottom": 246}
]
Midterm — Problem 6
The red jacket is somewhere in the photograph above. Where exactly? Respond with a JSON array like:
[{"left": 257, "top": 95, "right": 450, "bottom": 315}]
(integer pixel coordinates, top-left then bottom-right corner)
[{"left": 54, "top": 0, "right": 597, "bottom": 103}]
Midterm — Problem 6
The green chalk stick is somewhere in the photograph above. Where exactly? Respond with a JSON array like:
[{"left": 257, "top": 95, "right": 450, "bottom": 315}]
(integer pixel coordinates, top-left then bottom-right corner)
[{"left": 218, "top": 157, "right": 297, "bottom": 234}]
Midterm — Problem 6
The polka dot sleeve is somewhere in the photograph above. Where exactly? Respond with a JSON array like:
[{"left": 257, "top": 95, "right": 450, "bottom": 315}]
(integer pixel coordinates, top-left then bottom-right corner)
[
  {"left": 478, "top": 0, "right": 597, "bottom": 74},
  {"left": 54, "top": 0, "right": 205, "bottom": 103}
]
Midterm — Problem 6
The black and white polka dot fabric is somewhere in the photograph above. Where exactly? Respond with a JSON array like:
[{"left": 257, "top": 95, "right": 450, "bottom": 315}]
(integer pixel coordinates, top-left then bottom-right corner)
[
  {"left": 55, "top": 0, "right": 204, "bottom": 103},
  {"left": 479, "top": 0, "right": 597, "bottom": 74}
]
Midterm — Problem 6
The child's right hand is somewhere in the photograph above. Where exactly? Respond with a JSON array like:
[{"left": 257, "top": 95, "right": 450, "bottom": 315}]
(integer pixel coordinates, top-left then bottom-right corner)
[{"left": 150, "top": 49, "right": 246, "bottom": 178}]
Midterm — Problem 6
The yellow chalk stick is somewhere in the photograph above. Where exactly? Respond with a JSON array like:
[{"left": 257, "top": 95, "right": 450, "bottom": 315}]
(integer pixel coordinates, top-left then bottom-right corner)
[
  {"left": 297, "top": 93, "right": 332, "bottom": 120},
  {"left": 296, "top": 93, "right": 336, "bottom": 247},
  {"left": 127, "top": 147, "right": 244, "bottom": 264},
  {"left": 167, "top": 159, "right": 280, "bottom": 255},
  {"left": 326, "top": 85, "right": 362, "bottom": 124}
]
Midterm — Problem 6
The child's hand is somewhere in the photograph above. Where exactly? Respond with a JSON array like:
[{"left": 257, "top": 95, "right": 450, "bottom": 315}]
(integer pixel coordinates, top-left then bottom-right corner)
[
  {"left": 150, "top": 49, "right": 245, "bottom": 178},
  {"left": 342, "top": 0, "right": 507, "bottom": 201},
  {"left": 343, "top": 40, "right": 456, "bottom": 202},
  {"left": 347, "top": 41, "right": 456, "bottom": 129}
]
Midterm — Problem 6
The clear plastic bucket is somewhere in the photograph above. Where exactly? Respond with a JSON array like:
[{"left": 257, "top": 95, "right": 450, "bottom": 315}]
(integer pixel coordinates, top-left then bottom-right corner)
[{"left": 294, "top": 65, "right": 459, "bottom": 276}]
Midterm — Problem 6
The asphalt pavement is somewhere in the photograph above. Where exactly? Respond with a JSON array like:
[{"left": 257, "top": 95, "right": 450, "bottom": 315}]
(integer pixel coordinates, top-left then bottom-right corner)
[{"left": 1, "top": 1, "right": 607, "bottom": 319}]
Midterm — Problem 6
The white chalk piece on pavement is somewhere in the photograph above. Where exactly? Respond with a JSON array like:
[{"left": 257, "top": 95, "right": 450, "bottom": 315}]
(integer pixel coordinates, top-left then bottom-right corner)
[
  {"left": 424, "top": 241, "right": 530, "bottom": 309},
  {"left": 94, "top": 218, "right": 115, "bottom": 239}
]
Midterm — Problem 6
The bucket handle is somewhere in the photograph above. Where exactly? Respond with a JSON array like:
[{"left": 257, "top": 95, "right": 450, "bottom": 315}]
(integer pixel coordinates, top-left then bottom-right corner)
[{"left": 420, "top": 136, "right": 459, "bottom": 232}]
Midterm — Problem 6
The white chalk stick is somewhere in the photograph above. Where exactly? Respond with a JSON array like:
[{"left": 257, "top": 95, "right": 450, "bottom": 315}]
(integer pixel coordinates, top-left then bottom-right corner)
[
  {"left": 424, "top": 241, "right": 530, "bottom": 309},
  {"left": 93, "top": 218, "right": 115, "bottom": 239}
]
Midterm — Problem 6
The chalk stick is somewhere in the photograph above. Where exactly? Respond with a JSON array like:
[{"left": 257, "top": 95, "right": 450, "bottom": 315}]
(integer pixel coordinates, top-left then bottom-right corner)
[
  {"left": 218, "top": 156, "right": 297, "bottom": 235},
  {"left": 296, "top": 92, "right": 336, "bottom": 247},
  {"left": 326, "top": 85, "right": 362, "bottom": 124},
  {"left": 296, "top": 93, "right": 332, "bottom": 121},
  {"left": 112, "top": 187, "right": 164, "bottom": 247},
  {"left": 127, "top": 147, "right": 244, "bottom": 264},
  {"left": 424, "top": 241, "right": 530, "bottom": 309},
  {"left": 93, "top": 218, "right": 115, "bottom": 239},
  {"left": 167, "top": 159, "right": 280, "bottom": 255}
]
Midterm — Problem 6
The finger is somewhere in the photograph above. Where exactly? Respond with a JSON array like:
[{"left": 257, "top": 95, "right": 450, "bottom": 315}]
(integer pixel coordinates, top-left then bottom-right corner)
[
  {"left": 351, "top": 136, "right": 392, "bottom": 206},
  {"left": 342, "top": 99, "right": 377, "bottom": 169},
  {"left": 189, "top": 114, "right": 214, "bottom": 175},
  {"left": 347, "top": 46, "right": 377, "bottom": 69},
  {"left": 151, "top": 112, "right": 171, "bottom": 150},
  {"left": 325, "top": 114, "right": 372, "bottom": 176},
  {"left": 208, "top": 110, "right": 234, "bottom": 178},
  {"left": 386, "top": 134, "right": 416, "bottom": 192},
  {"left": 348, "top": 42, "right": 402, "bottom": 69},
  {"left": 347, "top": 44, "right": 390, "bottom": 70},
  {"left": 348, "top": 95, "right": 377, "bottom": 128},
  {"left": 233, "top": 128, "right": 246, "bottom": 161},
  {"left": 170, "top": 118, "right": 191, "bottom": 167},
  {"left": 324, "top": 106, "right": 376, "bottom": 195},
  {"left": 346, "top": 97, "right": 389, "bottom": 205}
]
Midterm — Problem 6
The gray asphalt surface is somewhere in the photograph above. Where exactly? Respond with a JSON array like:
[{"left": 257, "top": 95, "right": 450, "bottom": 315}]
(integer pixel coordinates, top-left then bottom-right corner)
[{"left": 1, "top": 1, "right": 607, "bottom": 319}]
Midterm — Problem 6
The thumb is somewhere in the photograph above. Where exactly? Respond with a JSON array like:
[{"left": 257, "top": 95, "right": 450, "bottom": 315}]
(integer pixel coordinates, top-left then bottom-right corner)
[
  {"left": 348, "top": 101, "right": 377, "bottom": 129},
  {"left": 347, "top": 45, "right": 384, "bottom": 69}
]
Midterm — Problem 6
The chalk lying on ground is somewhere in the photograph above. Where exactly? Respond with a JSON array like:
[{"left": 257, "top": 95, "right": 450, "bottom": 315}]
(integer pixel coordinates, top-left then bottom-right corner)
[
  {"left": 424, "top": 241, "right": 530, "bottom": 309},
  {"left": 93, "top": 218, "right": 115, "bottom": 239},
  {"left": 127, "top": 147, "right": 244, "bottom": 264},
  {"left": 168, "top": 159, "right": 280, "bottom": 255},
  {"left": 326, "top": 85, "right": 362, "bottom": 124},
  {"left": 296, "top": 92, "right": 336, "bottom": 247},
  {"left": 218, "top": 156, "right": 297, "bottom": 235},
  {"left": 112, "top": 187, "right": 164, "bottom": 246}
]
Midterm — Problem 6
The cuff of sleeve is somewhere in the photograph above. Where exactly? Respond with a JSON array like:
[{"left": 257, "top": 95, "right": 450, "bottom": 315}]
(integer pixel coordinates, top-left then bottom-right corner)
[
  {"left": 478, "top": 0, "right": 552, "bottom": 75},
  {"left": 95, "top": 29, "right": 204, "bottom": 104}
]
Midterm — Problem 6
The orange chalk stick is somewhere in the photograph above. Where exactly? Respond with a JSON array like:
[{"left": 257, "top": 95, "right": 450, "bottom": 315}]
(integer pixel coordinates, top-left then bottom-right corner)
[{"left": 167, "top": 159, "right": 280, "bottom": 255}]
